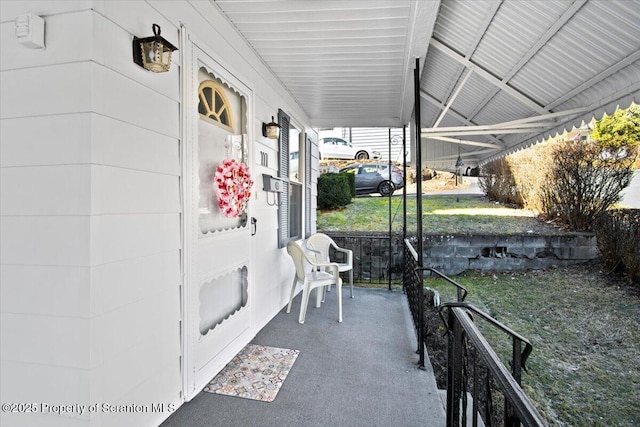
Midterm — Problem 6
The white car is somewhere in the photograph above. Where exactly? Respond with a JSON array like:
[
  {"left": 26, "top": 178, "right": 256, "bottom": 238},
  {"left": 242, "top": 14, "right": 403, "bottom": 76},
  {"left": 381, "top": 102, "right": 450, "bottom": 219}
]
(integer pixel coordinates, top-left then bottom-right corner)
[{"left": 319, "top": 137, "right": 380, "bottom": 160}]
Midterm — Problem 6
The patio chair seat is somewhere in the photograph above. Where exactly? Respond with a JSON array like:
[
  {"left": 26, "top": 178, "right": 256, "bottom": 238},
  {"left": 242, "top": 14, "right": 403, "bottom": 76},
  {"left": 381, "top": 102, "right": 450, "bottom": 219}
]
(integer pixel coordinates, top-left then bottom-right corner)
[
  {"left": 306, "top": 233, "right": 354, "bottom": 298},
  {"left": 286, "top": 241, "right": 343, "bottom": 324}
]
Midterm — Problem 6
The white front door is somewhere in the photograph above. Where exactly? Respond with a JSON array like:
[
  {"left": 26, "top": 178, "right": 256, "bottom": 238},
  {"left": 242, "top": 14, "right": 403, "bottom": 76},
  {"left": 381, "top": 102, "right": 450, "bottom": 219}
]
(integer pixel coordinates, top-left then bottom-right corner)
[{"left": 182, "top": 40, "right": 254, "bottom": 400}]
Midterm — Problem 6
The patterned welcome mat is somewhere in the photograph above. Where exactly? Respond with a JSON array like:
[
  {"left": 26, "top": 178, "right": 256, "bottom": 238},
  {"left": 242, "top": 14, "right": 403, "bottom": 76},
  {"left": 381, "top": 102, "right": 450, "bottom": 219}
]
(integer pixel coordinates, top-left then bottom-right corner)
[{"left": 203, "top": 344, "right": 300, "bottom": 402}]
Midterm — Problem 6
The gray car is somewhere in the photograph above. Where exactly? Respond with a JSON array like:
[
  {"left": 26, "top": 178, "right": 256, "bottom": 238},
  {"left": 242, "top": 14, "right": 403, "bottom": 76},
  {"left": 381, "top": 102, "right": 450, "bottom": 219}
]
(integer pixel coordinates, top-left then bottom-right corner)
[{"left": 339, "top": 163, "right": 404, "bottom": 196}]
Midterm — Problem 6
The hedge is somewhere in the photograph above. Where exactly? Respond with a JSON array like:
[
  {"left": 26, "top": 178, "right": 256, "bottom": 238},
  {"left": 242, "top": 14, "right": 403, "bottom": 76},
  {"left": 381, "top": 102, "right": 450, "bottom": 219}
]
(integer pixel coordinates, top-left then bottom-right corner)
[{"left": 318, "top": 173, "right": 352, "bottom": 210}]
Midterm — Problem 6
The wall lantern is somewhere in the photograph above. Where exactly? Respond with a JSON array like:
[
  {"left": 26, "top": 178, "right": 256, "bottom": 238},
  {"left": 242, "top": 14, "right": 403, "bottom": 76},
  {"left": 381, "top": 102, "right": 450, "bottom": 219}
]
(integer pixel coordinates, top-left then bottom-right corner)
[
  {"left": 262, "top": 116, "right": 280, "bottom": 140},
  {"left": 132, "top": 24, "right": 178, "bottom": 73}
]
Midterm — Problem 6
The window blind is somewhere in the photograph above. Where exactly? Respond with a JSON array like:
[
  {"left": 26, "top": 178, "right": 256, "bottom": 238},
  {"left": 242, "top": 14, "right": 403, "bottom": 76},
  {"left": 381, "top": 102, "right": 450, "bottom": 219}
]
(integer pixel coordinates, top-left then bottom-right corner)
[{"left": 277, "top": 109, "right": 290, "bottom": 248}]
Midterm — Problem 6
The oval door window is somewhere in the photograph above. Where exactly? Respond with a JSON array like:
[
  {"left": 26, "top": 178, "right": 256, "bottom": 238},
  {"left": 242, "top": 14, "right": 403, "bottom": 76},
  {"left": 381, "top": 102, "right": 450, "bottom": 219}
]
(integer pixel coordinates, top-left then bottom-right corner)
[{"left": 198, "top": 80, "right": 234, "bottom": 132}]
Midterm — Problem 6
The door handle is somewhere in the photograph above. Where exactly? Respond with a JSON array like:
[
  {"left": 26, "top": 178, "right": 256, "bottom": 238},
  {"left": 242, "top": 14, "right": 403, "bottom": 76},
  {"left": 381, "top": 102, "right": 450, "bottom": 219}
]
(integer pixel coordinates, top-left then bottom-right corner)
[{"left": 251, "top": 217, "right": 257, "bottom": 236}]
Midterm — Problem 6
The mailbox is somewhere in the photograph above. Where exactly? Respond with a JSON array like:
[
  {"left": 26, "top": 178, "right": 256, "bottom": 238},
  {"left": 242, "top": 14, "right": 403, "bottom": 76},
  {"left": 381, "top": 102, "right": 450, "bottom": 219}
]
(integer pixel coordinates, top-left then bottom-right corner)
[{"left": 262, "top": 174, "right": 284, "bottom": 193}]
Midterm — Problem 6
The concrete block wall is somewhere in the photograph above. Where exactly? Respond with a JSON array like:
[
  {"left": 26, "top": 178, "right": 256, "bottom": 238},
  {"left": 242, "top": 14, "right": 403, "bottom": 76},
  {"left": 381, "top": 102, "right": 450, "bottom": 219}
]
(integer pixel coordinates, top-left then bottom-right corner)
[
  {"left": 328, "top": 232, "right": 600, "bottom": 279},
  {"left": 419, "top": 232, "right": 599, "bottom": 275}
]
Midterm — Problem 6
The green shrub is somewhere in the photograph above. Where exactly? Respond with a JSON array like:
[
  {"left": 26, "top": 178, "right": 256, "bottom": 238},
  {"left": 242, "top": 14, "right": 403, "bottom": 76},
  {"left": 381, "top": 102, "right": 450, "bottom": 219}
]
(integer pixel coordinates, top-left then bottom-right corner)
[
  {"left": 593, "top": 209, "right": 640, "bottom": 285},
  {"left": 344, "top": 171, "right": 356, "bottom": 198},
  {"left": 318, "top": 173, "right": 352, "bottom": 209}
]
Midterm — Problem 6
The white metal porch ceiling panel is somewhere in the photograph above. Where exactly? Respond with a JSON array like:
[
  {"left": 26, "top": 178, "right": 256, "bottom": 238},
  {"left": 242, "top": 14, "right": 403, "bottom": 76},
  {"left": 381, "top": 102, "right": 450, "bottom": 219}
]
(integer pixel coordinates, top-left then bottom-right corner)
[
  {"left": 420, "top": 48, "right": 465, "bottom": 103},
  {"left": 211, "top": 0, "right": 640, "bottom": 168},
  {"left": 212, "top": 0, "right": 421, "bottom": 127}
]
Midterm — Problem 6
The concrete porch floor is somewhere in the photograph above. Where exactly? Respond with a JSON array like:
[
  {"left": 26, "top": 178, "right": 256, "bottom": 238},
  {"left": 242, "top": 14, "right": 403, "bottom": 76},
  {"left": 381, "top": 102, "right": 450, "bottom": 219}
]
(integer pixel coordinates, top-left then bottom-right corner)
[{"left": 161, "top": 286, "right": 446, "bottom": 427}]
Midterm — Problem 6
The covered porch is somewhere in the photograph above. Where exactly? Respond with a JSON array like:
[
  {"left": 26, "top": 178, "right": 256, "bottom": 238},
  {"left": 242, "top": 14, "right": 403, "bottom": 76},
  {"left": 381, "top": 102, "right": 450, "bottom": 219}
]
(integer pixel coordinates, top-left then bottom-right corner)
[
  {"left": 161, "top": 286, "right": 445, "bottom": 426},
  {"left": 1, "top": 2, "right": 638, "bottom": 427}
]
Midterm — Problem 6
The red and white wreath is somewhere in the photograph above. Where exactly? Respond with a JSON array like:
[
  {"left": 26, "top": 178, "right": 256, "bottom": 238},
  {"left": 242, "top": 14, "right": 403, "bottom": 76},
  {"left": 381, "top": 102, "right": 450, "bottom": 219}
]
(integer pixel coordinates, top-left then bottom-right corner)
[{"left": 214, "top": 158, "right": 253, "bottom": 218}]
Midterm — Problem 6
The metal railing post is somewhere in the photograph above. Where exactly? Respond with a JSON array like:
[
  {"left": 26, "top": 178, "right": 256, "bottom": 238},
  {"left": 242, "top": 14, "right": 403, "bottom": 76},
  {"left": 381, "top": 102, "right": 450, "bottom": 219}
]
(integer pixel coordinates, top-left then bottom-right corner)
[
  {"left": 402, "top": 125, "right": 407, "bottom": 272},
  {"left": 388, "top": 128, "right": 392, "bottom": 290},
  {"left": 414, "top": 57, "right": 425, "bottom": 369},
  {"left": 446, "top": 308, "right": 463, "bottom": 427}
]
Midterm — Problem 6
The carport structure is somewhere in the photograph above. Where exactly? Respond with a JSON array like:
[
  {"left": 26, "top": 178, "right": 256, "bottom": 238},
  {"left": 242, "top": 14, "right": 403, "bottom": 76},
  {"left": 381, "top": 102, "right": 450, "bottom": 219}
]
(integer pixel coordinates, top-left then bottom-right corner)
[{"left": 214, "top": 0, "right": 640, "bottom": 168}]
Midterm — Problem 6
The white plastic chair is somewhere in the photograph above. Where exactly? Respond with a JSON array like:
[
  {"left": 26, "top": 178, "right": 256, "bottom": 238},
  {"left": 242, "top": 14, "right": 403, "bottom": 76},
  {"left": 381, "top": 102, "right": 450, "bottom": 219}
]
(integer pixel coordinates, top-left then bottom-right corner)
[
  {"left": 306, "top": 233, "right": 354, "bottom": 298},
  {"left": 286, "top": 241, "right": 343, "bottom": 324}
]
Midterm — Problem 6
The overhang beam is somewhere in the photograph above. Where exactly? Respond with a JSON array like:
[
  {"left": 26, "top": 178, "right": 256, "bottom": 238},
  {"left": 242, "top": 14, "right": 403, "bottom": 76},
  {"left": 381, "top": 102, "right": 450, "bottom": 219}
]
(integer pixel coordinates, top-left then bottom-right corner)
[
  {"left": 427, "top": 136, "right": 502, "bottom": 150},
  {"left": 429, "top": 38, "right": 548, "bottom": 115},
  {"left": 433, "top": 68, "right": 474, "bottom": 128}
]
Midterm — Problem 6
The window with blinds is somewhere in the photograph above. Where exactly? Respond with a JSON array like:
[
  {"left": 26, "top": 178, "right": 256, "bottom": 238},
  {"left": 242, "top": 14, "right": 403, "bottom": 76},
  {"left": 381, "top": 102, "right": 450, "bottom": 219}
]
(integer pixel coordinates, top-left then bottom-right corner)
[
  {"left": 277, "top": 109, "right": 310, "bottom": 246},
  {"left": 277, "top": 109, "right": 290, "bottom": 248},
  {"left": 305, "top": 134, "right": 313, "bottom": 238}
]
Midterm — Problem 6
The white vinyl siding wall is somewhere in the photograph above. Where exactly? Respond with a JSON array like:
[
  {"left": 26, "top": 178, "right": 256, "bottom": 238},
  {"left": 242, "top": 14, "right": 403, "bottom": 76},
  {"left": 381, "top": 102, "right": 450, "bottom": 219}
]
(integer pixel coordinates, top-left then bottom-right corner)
[
  {"left": 0, "top": 1, "right": 318, "bottom": 426},
  {"left": 346, "top": 127, "right": 411, "bottom": 163},
  {"left": 1, "top": 3, "right": 182, "bottom": 427}
]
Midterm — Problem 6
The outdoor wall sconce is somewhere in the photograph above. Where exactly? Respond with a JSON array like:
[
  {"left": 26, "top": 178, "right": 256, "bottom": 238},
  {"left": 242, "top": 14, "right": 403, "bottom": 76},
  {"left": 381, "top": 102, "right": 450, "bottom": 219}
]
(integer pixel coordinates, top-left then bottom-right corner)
[
  {"left": 132, "top": 24, "right": 178, "bottom": 73},
  {"left": 262, "top": 116, "right": 280, "bottom": 140}
]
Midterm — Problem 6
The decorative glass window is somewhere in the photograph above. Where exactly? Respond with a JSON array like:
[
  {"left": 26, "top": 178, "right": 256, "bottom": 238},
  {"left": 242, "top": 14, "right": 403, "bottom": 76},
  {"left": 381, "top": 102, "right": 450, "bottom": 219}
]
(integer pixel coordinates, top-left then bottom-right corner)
[{"left": 198, "top": 80, "right": 234, "bottom": 132}]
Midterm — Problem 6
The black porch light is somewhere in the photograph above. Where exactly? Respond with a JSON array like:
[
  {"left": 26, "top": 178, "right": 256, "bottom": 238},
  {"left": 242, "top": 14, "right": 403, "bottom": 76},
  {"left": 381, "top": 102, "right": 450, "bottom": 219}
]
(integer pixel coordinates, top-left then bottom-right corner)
[
  {"left": 132, "top": 24, "right": 178, "bottom": 73},
  {"left": 262, "top": 116, "right": 280, "bottom": 140}
]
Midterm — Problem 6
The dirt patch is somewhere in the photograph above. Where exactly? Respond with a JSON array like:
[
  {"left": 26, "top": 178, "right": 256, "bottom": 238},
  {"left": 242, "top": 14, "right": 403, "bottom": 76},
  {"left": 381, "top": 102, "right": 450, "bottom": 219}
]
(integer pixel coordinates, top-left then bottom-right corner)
[
  {"left": 405, "top": 171, "right": 471, "bottom": 193},
  {"left": 422, "top": 292, "right": 448, "bottom": 388}
]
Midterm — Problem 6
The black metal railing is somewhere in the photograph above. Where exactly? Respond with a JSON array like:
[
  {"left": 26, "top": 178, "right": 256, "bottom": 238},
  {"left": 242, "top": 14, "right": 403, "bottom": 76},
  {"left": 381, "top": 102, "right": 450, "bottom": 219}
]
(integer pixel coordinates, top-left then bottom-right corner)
[
  {"left": 421, "top": 266, "right": 469, "bottom": 303},
  {"left": 404, "top": 238, "right": 469, "bottom": 368},
  {"left": 327, "top": 232, "right": 404, "bottom": 285},
  {"left": 403, "top": 239, "right": 425, "bottom": 367},
  {"left": 440, "top": 303, "right": 546, "bottom": 427},
  {"left": 403, "top": 239, "right": 547, "bottom": 427}
]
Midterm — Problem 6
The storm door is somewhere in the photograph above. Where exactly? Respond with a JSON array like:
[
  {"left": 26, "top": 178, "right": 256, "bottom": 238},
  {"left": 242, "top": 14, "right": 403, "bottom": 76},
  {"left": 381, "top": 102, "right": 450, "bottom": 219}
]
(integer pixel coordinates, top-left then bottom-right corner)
[{"left": 182, "top": 42, "right": 254, "bottom": 400}]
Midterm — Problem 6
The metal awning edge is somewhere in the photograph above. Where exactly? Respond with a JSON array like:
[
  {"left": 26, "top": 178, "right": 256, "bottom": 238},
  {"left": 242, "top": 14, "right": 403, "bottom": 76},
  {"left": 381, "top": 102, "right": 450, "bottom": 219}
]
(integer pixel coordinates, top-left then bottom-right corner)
[{"left": 480, "top": 89, "right": 640, "bottom": 165}]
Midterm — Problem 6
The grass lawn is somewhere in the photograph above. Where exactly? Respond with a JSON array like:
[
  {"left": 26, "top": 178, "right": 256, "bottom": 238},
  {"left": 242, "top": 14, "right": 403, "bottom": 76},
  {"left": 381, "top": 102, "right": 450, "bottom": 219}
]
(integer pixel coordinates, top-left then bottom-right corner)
[
  {"left": 425, "top": 265, "right": 640, "bottom": 426},
  {"left": 317, "top": 194, "right": 563, "bottom": 235}
]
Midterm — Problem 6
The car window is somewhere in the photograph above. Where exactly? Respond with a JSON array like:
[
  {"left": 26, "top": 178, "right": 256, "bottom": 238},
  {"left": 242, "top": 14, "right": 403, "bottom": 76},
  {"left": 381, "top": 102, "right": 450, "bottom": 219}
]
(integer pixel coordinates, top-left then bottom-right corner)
[
  {"left": 360, "top": 165, "right": 379, "bottom": 174},
  {"left": 336, "top": 138, "right": 349, "bottom": 146},
  {"left": 341, "top": 165, "right": 358, "bottom": 174}
]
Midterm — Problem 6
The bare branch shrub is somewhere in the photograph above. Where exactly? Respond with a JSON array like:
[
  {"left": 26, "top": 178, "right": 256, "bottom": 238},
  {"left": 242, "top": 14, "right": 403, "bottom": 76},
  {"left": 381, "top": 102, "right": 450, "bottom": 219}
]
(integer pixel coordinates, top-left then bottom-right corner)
[
  {"left": 478, "top": 158, "right": 521, "bottom": 205},
  {"left": 594, "top": 209, "right": 640, "bottom": 285},
  {"left": 539, "top": 140, "right": 636, "bottom": 231},
  {"left": 479, "top": 143, "right": 554, "bottom": 210},
  {"left": 506, "top": 142, "right": 554, "bottom": 212}
]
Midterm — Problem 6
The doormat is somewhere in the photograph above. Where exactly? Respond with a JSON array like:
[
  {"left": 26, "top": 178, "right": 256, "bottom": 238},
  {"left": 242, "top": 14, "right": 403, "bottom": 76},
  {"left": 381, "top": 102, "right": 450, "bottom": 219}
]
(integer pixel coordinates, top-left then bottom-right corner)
[{"left": 203, "top": 344, "right": 300, "bottom": 402}]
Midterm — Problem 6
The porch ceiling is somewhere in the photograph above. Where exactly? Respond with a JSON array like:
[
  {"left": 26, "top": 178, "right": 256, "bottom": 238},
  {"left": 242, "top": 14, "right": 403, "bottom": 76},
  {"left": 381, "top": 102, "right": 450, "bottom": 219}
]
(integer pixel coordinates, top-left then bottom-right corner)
[{"left": 212, "top": 0, "right": 640, "bottom": 166}]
